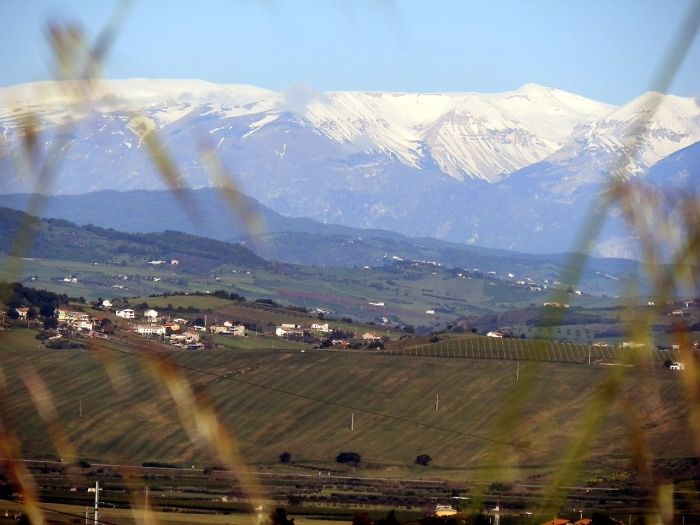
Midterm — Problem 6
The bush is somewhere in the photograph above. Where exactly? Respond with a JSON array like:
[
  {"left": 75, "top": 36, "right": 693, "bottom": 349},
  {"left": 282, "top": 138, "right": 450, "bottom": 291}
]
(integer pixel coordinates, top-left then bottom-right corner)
[
  {"left": 141, "top": 461, "right": 179, "bottom": 469},
  {"left": 269, "top": 507, "right": 295, "bottom": 525},
  {"left": 279, "top": 452, "right": 292, "bottom": 464},
  {"left": 415, "top": 454, "right": 431, "bottom": 466},
  {"left": 46, "top": 339, "right": 86, "bottom": 350},
  {"left": 336, "top": 452, "right": 361, "bottom": 465}
]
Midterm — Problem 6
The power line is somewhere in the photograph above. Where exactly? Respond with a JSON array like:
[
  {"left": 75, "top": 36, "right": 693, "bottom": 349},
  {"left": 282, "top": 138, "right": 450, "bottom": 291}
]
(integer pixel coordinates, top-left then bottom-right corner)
[{"left": 86, "top": 338, "right": 631, "bottom": 473}]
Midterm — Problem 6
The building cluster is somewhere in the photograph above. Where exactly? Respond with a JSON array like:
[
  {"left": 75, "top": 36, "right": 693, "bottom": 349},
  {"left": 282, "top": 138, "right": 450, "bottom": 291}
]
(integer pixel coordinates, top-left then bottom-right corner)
[
  {"left": 275, "top": 322, "right": 330, "bottom": 338},
  {"left": 31, "top": 300, "right": 251, "bottom": 350},
  {"left": 118, "top": 308, "right": 247, "bottom": 347},
  {"left": 55, "top": 309, "right": 96, "bottom": 331}
]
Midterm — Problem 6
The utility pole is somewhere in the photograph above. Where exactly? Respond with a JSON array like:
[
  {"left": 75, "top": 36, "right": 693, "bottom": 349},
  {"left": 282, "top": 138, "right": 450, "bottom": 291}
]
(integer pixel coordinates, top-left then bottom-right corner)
[
  {"left": 435, "top": 393, "right": 439, "bottom": 411},
  {"left": 93, "top": 481, "right": 99, "bottom": 525},
  {"left": 351, "top": 413, "right": 354, "bottom": 431},
  {"left": 79, "top": 400, "right": 82, "bottom": 418},
  {"left": 516, "top": 362, "right": 519, "bottom": 380}
]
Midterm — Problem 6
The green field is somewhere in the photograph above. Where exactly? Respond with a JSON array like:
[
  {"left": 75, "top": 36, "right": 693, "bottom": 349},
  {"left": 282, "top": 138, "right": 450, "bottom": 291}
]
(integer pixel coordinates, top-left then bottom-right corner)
[
  {"left": 389, "top": 333, "right": 683, "bottom": 364},
  {"left": 3, "top": 255, "right": 625, "bottom": 328},
  {"left": 0, "top": 328, "right": 691, "bottom": 486}
]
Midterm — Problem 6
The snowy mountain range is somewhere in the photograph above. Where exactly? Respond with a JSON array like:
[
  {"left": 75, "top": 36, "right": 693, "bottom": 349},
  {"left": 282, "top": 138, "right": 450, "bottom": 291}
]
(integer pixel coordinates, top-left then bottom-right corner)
[{"left": 1, "top": 79, "right": 699, "bottom": 257}]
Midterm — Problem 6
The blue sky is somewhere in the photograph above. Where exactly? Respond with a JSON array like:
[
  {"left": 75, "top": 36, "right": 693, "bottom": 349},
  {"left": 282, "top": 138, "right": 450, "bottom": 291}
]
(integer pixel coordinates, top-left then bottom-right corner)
[{"left": 2, "top": 1, "right": 700, "bottom": 105}]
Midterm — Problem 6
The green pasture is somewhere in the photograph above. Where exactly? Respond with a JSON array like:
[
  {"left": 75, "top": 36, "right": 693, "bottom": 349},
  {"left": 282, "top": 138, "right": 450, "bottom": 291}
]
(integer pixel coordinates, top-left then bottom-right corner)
[
  {"left": 136, "top": 294, "right": 234, "bottom": 311},
  {"left": 213, "top": 333, "right": 311, "bottom": 351},
  {"left": 394, "top": 334, "right": 682, "bottom": 364},
  {"left": 0, "top": 255, "right": 632, "bottom": 330},
  {"left": 0, "top": 330, "right": 691, "bottom": 485}
]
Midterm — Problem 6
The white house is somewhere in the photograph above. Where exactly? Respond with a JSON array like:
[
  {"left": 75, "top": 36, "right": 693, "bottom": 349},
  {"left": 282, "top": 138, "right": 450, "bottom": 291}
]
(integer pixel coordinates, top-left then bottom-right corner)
[
  {"left": 487, "top": 331, "right": 504, "bottom": 338},
  {"left": 15, "top": 307, "right": 29, "bottom": 319},
  {"left": 102, "top": 300, "right": 112, "bottom": 308},
  {"left": 276, "top": 326, "right": 303, "bottom": 337},
  {"left": 136, "top": 325, "right": 166, "bottom": 336},
  {"left": 115, "top": 309, "right": 135, "bottom": 319},
  {"left": 362, "top": 332, "right": 382, "bottom": 341},
  {"left": 75, "top": 319, "right": 94, "bottom": 331},
  {"left": 144, "top": 309, "right": 159, "bottom": 320},
  {"left": 426, "top": 309, "right": 435, "bottom": 315},
  {"left": 231, "top": 325, "right": 246, "bottom": 337},
  {"left": 310, "top": 322, "right": 330, "bottom": 333}
]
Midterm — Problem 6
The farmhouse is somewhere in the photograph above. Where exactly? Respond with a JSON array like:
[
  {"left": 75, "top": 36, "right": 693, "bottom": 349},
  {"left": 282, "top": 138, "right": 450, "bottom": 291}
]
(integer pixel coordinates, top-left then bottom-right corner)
[
  {"left": 144, "top": 309, "right": 159, "bottom": 320},
  {"left": 362, "top": 332, "right": 382, "bottom": 341},
  {"left": 276, "top": 326, "right": 304, "bottom": 337},
  {"left": 15, "top": 307, "right": 29, "bottom": 319},
  {"left": 135, "top": 325, "right": 166, "bottom": 336},
  {"left": 487, "top": 331, "right": 504, "bottom": 338},
  {"left": 56, "top": 309, "right": 90, "bottom": 322},
  {"left": 170, "top": 331, "right": 200, "bottom": 345},
  {"left": 115, "top": 309, "right": 135, "bottom": 319},
  {"left": 310, "top": 322, "right": 330, "bottom": 333},
  {"left": 74, "top": 319, "right": 94, "bottom": 332}
]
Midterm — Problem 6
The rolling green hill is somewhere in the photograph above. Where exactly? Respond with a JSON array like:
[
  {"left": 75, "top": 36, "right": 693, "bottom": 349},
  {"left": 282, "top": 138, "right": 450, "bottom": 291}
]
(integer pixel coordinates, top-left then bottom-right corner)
[
  {"left": 0, "top": 329, "right": 691, "bottom": 484},
  {"left": 0, "top": 206, "right": 268, "bottom": 272}
]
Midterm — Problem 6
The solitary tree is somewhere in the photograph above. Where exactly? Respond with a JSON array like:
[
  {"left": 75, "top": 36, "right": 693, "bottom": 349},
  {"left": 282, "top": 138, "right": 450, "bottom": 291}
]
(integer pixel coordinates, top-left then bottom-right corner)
[
  {"left": 415, "top": 454, "right": 432, "bottom": 466},
  {"left": 279, "top": 452, "right": 291, "bottom": 464}
]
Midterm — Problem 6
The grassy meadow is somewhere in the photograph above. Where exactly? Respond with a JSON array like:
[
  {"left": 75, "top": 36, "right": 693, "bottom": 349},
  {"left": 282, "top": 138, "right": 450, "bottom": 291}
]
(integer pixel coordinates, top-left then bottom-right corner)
[{"left": 0, "top": 327, "right": 691, "bottom": 486}]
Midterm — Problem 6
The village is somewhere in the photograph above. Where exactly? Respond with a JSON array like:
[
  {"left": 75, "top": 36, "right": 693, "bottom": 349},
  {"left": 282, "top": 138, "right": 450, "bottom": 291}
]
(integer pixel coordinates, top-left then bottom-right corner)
[{"left": 13, "top": 300, "right": 389, "bottom": 350}]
